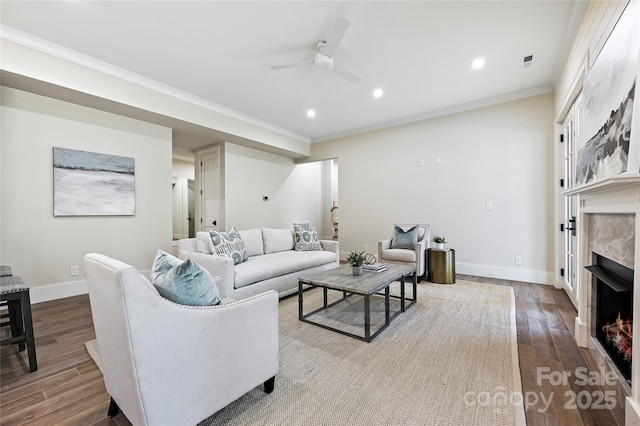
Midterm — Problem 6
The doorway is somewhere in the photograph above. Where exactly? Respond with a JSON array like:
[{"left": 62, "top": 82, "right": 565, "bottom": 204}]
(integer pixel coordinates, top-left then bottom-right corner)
[{"left": 172, "top": 177, "right": 195, "bottom": 239}]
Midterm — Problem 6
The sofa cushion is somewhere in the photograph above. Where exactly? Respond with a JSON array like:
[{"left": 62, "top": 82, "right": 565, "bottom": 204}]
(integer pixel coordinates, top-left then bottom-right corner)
[
  {"left": 262, "top": 228, "right": 294, "bottom": 254},
  {"left": 294, "top": 223, "right": 322, "bottom": 251},
  {"left": 239, "top": 228, "right": 264, "bottom": 257},
  {"left": 234, "top": 250, "right": 337, "bottom": 288},
  {"left": 210, "top": 227, "right": 248, "bottom": 265},
  {"left": 151, "top": 250, "right": 221, "bottom": 306},
  {"left": 196, "top": 231, "right": 213, "bottom": 254},
  {"left": 391, "top": 224, "right": 418, "bottom": 249}
]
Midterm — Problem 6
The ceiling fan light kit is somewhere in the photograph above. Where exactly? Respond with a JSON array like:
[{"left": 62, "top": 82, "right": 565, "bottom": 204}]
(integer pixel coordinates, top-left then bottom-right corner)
[{"left": 313, "top": 52, "right": 334, "bottom": 71}]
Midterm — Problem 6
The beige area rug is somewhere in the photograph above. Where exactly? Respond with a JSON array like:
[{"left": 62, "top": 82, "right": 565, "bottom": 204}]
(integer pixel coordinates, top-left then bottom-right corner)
[{"left": 85, "top": 280, "right": 526, "bottom": 425}]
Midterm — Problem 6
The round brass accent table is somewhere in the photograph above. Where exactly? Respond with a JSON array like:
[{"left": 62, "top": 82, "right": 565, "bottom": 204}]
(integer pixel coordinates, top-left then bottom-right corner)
[{"left": 428, "top": 248, "right": 456, "bottom": 284}]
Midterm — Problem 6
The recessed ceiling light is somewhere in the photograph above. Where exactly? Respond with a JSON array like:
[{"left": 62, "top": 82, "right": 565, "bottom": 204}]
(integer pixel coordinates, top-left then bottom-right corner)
[
  {"left": 306, "top": 109, "right": 316, "bottom": 118},
  {"left": 373, "top": 88, "right": 384, "bottom": 99},
  {"left": 471, "top": 58, "right": 485, "bottom": 69}
]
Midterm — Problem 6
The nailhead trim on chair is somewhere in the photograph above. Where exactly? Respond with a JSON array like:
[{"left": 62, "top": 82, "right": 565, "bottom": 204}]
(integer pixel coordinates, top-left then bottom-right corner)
[{"left": 0, "top": 276, "right": 30, "bottom": 293}]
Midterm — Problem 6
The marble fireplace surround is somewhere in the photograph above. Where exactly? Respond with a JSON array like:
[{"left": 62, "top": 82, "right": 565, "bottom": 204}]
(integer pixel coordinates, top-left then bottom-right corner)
[{"left": 568, "top": 177, "right": 640, "bottom": 425}]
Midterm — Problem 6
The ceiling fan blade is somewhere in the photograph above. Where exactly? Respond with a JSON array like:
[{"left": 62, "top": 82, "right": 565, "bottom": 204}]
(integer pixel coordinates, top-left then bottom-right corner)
[
  {"left": 332, "top": 63, "right": 360, "bottom": 84},
  {"left": 270, "top": 61, "right": 313, "bottom": 70},
  {"left": 322, "top": 17, "right": 350, "bottom": 58}
]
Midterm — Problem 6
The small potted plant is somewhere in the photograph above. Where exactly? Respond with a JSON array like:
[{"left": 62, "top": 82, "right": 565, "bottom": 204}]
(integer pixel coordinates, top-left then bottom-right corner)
[
  {"left": 432, "top": 235, "right": 447, "bottom": 250},
  {"left": 347, "top": 250, "right": 366, "bottom": 276}
]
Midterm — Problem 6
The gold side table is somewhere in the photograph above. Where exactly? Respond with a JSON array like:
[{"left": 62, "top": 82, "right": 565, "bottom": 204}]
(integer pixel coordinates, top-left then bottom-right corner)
[{"left": 428, "top": 248, "right": 456, "bottom": 284}]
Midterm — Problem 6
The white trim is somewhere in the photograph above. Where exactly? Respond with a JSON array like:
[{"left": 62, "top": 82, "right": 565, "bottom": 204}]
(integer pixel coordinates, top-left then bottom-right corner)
[
  {"left": 312, "top": 85, "right": 554, "bottom": 143},
  {"left": 29, "top": 269, "right": 153, "bottom": 303},
  {"left": 30, "top": 280, "right": 88, "bottom": 304},
  {"left": 456, "top": 262, "right": 554, "bottom": 285},
  {"left": 0, "top": 25, "right": 310, "bottom": 144}
]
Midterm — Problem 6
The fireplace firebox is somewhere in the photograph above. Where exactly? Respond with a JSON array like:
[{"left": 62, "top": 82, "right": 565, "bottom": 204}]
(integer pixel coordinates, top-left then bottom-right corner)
[{"left": 587, "top": 253, "right": 634, "bottom": 384}]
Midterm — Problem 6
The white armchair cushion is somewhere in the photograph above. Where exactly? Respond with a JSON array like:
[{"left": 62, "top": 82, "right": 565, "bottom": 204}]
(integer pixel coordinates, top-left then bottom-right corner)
[
  {"left": 381, "top": 248, "right": 417, "bottom": 262},
  {"left": 151, "top": 250, "right": 221, "bottom": 306}
]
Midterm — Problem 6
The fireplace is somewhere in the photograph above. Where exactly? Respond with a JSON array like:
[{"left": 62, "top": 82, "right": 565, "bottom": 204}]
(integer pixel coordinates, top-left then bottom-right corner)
[{"left": 587, "top": 253, "right": 635, "bottom": 385}]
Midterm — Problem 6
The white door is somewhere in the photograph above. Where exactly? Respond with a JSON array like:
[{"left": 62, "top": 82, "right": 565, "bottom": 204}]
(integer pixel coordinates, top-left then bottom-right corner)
[
  {"left": 172, "top": 178, "right": 190, "bottom": 239},
  {"left": 562, "top": 97, "right": 581, "bottom": 307},
  {"left": 200, "top": 148, "right": 220, "bottom": 233}
]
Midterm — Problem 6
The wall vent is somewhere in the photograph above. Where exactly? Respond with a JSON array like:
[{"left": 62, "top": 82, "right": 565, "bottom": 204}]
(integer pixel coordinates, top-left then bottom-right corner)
[{"left": 521, "top": 54, "right": 534, "bottom": 69}]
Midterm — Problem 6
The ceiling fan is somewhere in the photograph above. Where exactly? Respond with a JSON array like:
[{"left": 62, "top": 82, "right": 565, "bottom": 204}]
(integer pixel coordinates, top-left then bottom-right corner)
[{"left": 270, "top": 17, "right": 360, "bottom": 84}]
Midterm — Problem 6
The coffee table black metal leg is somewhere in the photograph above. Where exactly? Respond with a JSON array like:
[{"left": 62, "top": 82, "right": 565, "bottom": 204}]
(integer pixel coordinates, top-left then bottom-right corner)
[
  {"left": 400, "top": 275, "right": 406, "bottom": 312},
  {"left": 413, "top": 271, "right": 418, "bottom": 303},
  {"left": 323, "top": 287, "right": 328, "bottom": 308},
  {"left": 364, "top": 295, "right": 371, "bottom": 342},
  {"left": 298, "top": 281, "right": 304, "bottom": 320},
  {"left": 385, "top": 286, "right": 390, "bottom": 324}
]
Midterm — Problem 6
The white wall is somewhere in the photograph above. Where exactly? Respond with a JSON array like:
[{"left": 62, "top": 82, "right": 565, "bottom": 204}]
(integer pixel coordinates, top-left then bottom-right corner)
[
  {"left": 172, "top": 158, "right": 195, "bottom": 180},
  {"left": 0, "top": 87, "right": 173, "bottom": 302},
  {"left": 307, "top": 93, "right": 555, "bottom": 284},
  {"left": 223, "top": 143, "right": 325, "bottom": 232}
]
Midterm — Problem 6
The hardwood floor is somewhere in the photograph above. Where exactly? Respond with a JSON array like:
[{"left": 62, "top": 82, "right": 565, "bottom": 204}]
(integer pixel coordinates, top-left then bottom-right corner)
[{"left": 1, "top": 276, "right": 622, "bottom": 425}]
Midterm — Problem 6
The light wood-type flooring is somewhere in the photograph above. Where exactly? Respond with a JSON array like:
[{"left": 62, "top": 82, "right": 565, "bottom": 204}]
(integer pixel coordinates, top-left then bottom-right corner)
[{"left": 1, "top": 276, "right": 623, "bottom": 425}]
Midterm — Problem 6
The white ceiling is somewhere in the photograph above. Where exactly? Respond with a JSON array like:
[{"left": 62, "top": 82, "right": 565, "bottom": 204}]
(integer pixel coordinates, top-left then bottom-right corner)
[{"left": 1, "top": 1, "right": 586, "bottom": 147}]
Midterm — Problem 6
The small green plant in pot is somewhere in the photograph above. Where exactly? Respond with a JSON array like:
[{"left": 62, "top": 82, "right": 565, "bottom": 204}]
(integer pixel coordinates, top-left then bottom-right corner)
[
  {"left": 347, "top": 250, "right": 366, "bottom": 275},
  {"left": 432, "top": 235, "right": 447, "bottom": 250}
]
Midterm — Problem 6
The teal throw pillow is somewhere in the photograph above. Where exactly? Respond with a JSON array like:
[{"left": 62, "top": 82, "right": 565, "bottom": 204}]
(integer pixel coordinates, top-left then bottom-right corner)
[
  {"left": 390, "top": 225, "right": 419, "bottom": 250},
  {"left": 151, "top": 250, "right": 221, "bottom": 306},
  {"left": 294, "top": 223, "right": 323, "bottom": 251},
  {"left": 210, "top": 226, "right": 248, "bottom": 265}
]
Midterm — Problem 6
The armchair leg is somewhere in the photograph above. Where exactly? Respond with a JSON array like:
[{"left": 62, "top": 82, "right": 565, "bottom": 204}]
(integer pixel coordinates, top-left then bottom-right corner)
[
  {"left": 264, "top": 376, "right": 275, "bottom": 394},
  {"left": 107, "top": 397, "right": 120, "bottom": 417}
]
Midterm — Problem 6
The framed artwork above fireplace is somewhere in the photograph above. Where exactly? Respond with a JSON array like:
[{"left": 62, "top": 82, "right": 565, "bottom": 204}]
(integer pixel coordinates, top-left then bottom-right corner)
[{"left": 576, "top": 0, "right": 639, "bottom": 186}]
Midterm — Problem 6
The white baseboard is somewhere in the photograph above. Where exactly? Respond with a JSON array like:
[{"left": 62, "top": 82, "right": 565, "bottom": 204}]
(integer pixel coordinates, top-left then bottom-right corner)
[
  {"left": 29, "top": 268, "right": 153, "bottom": 304},
  {"left": 337, "top": 254, "right": 554, "bottom": 285},
  {"left": 30, "top": 279, "right": 88, "bottom": 304},
  {"left": 456, "top": 262, "right": 554, "bottom": 285}
]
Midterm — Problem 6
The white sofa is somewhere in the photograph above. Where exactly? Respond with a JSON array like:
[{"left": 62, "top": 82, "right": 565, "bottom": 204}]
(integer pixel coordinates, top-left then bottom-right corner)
[
  {"left": 84, "top": 253, "right": 279, "bottom": 425},
  {"left": 178, "top": 228, "right": 339, "bottom": 299}
]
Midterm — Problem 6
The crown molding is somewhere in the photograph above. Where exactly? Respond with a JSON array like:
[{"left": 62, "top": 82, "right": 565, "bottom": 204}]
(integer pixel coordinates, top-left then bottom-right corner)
[
  {"left": 0, "top": 25, "right": 310, "bottom": 144},
  {"left": 312, "top": 85, "right": 554, "bottom": 143}
]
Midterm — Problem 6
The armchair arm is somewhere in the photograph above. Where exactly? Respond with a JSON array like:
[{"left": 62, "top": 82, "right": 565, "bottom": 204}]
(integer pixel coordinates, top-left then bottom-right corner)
[
  {"left": 126, "top": 282, "right": 279, "bottom": 425},
  {"left": 178, "top": 252, "right": 234, "bottom": 299},
  {"left": 378, "top": 239, "right": 391, "bottom": 261},
  {"left": 414, "top": 239, "right": 427, "bottom": 276}
]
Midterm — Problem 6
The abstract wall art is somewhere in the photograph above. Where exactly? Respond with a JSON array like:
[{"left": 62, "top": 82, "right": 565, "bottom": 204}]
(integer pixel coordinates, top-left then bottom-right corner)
[
  {"left": 577, "top": 1, "right": 639, "bottom": 185},
  {"left": 53, "top": 147, "right": 135, "bottom": 216}
]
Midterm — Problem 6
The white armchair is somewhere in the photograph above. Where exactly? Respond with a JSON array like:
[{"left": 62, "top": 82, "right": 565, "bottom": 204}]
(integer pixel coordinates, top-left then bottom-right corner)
[
  {"left": 378, "top": 224, "right": 431, "bottom": 280},
  {"left": 84, "top": 253, "right": 279, "bottom": 426}
]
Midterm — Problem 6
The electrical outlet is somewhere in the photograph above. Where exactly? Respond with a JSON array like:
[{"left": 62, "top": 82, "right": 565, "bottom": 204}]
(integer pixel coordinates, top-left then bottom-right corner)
[
  {"left": 486, "top": 202, "right": 493, "bottom": 211},
  {"left": 515, "top": 256, "right": 523, "bottom": 265},
  {"left": 70, "top": 265, "right": 79, "bottom": 276},
  {"left": 363, "top": 245, "right": 368, "bottom": 252},
  {"left": 419, "top": 159, "right": 425, "bottom": 167}
]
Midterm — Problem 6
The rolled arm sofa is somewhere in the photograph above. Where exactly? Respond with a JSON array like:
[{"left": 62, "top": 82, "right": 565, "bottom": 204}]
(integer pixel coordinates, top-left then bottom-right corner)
[{"left": 179, "top": 227, "right": 339, "bottom": 300}]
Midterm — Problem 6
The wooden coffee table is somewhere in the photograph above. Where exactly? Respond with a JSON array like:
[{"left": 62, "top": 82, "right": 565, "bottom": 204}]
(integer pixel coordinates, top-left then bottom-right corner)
[{"left": 297, "top": 263, "right": 417, "bottom": 342}]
